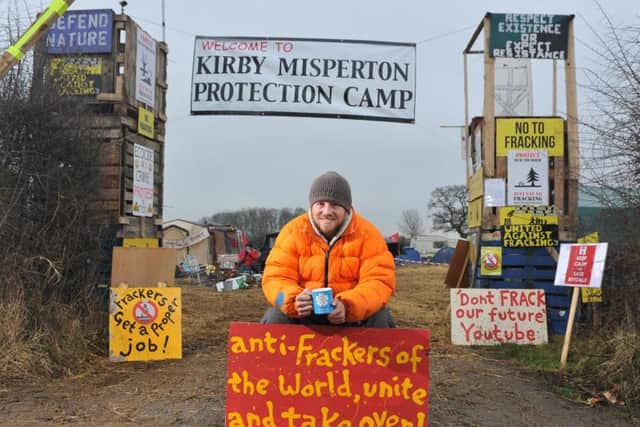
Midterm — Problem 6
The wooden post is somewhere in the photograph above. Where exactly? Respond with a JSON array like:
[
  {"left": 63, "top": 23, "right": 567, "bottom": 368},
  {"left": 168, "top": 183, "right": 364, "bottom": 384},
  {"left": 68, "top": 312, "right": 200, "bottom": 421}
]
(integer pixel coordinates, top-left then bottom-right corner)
[
  {"left": 463, "top": 53, "right": 470, "bottom": 179},
  {"left": 552, "top": 59, "right": 558, "bottom": 116},
  {"left": 565, "top": 18, "right": 579, "bottom": 237},
  {"left": 482, "top": 16, "right": 496, "bottom": 178},
  {"left": 559, "top": 286, "right": 580, "bottom": 372}
]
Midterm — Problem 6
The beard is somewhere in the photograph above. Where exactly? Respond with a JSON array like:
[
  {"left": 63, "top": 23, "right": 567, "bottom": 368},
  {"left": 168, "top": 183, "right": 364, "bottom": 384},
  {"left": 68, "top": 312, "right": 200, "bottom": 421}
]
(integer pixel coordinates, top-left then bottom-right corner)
[{"left": 314, "top": 216, "right": 343, "bottom": 239}]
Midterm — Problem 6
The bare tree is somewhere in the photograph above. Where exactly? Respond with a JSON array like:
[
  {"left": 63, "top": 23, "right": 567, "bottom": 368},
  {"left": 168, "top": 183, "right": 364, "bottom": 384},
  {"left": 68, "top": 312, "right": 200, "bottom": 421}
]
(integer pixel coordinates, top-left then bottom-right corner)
[
  {"left": 399, "top": 209, "right": 425, "bottom": 240},
  {"left": 0, "top": 25, "right": 106, "bottom": 379},
  {"left": 582, "top": 10, "right": 640, "bottom": 208},
  {"left": 428, "top": 185, "right": 468, "bottom": 238},
  {"left": 580, "top": 6, "right": 640, "bottom": 404}
]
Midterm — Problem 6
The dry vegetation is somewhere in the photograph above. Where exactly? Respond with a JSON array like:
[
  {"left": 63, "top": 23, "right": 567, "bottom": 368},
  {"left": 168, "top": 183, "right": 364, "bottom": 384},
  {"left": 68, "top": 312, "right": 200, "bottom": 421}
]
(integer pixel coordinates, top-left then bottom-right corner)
[{"left": 1, "top": 265, "right": 637, "bottom": 425}]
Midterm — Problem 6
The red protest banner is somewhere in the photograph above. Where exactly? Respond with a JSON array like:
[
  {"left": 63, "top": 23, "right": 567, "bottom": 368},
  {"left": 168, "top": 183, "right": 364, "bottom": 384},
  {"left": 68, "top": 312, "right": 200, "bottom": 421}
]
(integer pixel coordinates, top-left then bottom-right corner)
[
  {"left": 225, "top": 322, "right": 430, "bottom": 426},
  {"left": 555, "top": 243, "right": 608, "bottom": 288},
  {"left": 564, "top": 244, "right": 596, "bottom": 285}
]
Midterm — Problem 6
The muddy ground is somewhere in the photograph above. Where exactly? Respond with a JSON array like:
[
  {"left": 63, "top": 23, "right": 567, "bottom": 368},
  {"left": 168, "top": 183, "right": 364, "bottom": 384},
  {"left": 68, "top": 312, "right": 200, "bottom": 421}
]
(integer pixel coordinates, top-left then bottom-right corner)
[{"left": 0, "top": 265, "right": 636, "bottom": 426}]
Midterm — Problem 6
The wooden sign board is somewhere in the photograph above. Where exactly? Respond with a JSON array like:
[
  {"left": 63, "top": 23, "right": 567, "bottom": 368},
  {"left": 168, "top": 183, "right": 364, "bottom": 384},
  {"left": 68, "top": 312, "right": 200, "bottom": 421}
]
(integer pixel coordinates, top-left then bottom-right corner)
[
  {"left": 450, "top": 289, "right": 548, "bottom": 345},
  {"left": 109, "top": 287, "right": 182, "bottom": 362},
  {"left": 111, "top": 247, "right": 176, "bottom": 286},
  {"left": 226, "top": 323, "right": 430, "bottom": 426},
  {"left": 444, "top": 240, "right": 470, "bottom": 289}
]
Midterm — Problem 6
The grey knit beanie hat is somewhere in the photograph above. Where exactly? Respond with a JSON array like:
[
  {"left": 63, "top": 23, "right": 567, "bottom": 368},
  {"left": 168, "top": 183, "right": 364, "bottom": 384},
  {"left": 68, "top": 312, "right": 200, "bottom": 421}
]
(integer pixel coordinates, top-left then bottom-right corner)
[{"left": 308, "top": 171, "right": 352, "bottom": 211}]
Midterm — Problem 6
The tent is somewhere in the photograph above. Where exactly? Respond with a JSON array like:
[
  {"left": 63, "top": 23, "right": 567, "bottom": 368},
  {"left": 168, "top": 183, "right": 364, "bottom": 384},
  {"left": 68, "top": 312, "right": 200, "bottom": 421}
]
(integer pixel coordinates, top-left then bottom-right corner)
[{"left": 432, "top": 247, "right": 455, "bottom": 264}]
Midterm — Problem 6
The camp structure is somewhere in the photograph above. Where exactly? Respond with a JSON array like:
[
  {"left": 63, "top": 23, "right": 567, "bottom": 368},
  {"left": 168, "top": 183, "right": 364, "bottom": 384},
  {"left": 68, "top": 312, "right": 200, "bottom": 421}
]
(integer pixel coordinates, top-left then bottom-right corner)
[{"left": 162, "top": 219, "right": 243, "bottom": 268}]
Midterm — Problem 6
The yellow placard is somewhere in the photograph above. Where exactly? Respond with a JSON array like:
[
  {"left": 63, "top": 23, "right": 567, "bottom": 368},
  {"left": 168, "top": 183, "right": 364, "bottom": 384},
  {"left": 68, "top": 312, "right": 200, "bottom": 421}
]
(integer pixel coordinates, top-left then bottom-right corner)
[
  {"left": 480, "top": 246, "right": 502, "bottom": 276},
  {"left": 468, "top": 168, "right": 484, "bottom": 201},
  {"left": 578, "top": 232, "right": 603, "bottom": 303},
  {"left": 468, "top": 198, "right": 483, "bottom": 228},
  {"left": 499, "top": 206, "right": 558, "bottom": 225},
  {"left": 138, "top": 106, "right": 155, "bottom": 139},
  {"left": 109, "top": 287, "right": 182, "bottom": 362},
  {"left": 496, "top": 117, "right": 564, "bottom": 156},
  {"left": 577, "top": 232, "right": 599, "bottom": 244},
  {"left": 49, "top": 56, "right": 102, "bottom": 96},
  {"left": 123, "top": 238, "right": 159, "bottom": 248}
]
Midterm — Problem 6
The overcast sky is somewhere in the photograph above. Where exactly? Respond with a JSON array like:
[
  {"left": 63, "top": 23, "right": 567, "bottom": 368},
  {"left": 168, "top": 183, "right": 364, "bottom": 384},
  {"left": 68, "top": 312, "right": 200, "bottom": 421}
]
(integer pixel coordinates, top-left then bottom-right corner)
[{"left": 10, "top": 0, "right": 639, "bottom": 235}]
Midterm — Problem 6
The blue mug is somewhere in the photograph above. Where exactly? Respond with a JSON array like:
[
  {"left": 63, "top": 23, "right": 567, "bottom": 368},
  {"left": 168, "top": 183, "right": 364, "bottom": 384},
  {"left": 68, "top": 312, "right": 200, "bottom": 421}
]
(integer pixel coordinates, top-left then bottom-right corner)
[{"left": 311, "top": 288, "right": 334, "bottom": 315}]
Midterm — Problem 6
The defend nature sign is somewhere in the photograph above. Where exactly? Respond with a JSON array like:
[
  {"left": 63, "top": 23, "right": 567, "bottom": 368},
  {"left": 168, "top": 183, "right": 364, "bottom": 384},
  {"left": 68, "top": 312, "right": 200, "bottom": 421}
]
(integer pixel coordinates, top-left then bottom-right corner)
[
  {"left": 450, "top": 289, "right": 548, "bottom": 345},
  {"left": 226, "top": 322, "right": 429, "bottom": 425},
  {"left": 109, "top": 287, "right": 182, "bottom": 362},
  {"left": 191, "top": 37, "right": 416, "bottom": 122},
  {"left": 489, "top": 13, "right": 571, "bottom": 59},
  {"left": 496, "top": 117, "right": 564, "bottom": 156},
  {"left": 46, "top": 9, "right": 113, "bottom": 54}
]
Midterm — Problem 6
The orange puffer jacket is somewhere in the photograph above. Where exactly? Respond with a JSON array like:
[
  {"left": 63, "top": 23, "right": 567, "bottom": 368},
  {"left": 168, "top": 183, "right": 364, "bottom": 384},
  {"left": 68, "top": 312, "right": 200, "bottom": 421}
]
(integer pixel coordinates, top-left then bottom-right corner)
[{"left": 262, "top": 210, "right": 395, "bottom": 323}]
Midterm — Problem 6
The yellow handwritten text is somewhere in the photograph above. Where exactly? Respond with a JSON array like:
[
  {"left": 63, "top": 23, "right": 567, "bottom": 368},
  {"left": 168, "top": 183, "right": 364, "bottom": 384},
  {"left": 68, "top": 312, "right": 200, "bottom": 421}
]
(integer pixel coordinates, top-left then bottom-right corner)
[
  {"left": 227, "top": 370, "right": 269, "bottom": 396},
  {"left": 278, "top": 369, "right": 352, "bottom": 398}
]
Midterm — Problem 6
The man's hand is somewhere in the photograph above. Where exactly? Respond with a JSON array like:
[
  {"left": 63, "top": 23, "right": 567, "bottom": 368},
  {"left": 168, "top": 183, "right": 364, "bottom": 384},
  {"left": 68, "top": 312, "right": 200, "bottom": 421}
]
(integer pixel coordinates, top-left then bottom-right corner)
[
  {"left": 294, "top": 289, "right": 313, "bottom": 317},
  {"left": 328, "top": 298, "right": 346, "bottom": 325}
]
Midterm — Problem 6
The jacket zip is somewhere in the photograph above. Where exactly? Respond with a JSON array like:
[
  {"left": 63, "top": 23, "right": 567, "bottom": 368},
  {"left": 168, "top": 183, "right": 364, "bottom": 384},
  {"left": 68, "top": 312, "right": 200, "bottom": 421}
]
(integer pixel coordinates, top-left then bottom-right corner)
[{"left": 324, "top": 245, "right": 332, "bottom": 288}]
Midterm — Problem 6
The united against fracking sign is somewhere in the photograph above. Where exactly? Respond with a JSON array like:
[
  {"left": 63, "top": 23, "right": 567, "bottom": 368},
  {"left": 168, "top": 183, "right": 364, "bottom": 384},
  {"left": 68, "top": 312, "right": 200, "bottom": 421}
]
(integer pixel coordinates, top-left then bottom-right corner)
[{"left": 191, "top": 37, "right": 416, "bottom": 122}]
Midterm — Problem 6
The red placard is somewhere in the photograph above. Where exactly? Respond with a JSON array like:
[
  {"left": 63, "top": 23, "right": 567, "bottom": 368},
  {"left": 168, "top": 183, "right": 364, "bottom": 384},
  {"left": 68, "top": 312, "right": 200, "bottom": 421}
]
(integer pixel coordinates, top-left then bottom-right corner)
[
  {"left": 226, "top": 322, "right": 430, "bottom": 426},
  {"left": 564, "top": 245, "right": 596, "bottom": 285}
]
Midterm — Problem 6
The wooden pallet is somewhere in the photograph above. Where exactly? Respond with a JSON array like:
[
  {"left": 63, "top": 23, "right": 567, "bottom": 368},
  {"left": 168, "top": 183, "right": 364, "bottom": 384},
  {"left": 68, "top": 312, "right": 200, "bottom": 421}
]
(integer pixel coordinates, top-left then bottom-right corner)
[{"left": 474, "top": 243, "right": 571, "bottom": 335}]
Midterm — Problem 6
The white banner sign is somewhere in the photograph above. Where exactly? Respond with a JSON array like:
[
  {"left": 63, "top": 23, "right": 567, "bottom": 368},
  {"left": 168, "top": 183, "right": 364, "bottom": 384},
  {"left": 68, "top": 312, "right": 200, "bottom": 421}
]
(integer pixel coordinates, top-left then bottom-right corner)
[
  {"left": 133, "top": 144, "right": 154, "bottom": 217},
  {"left": 191, "top": 37, "right": 416, "bottom": 122},
  {"left": 163, "top": 228, "right": 210, "bottom": 249},
  {"left": 136, "top": 29, "right": 156, "bottom": 107},
  {"left": 508, "top": 150, "right": 548, "bottom": 205},
  {"left": 555, "top": 243, "right": 608, "bottom": 288},
  {"left": 450, "top": 289, "right": 548, "bottom": 345}
]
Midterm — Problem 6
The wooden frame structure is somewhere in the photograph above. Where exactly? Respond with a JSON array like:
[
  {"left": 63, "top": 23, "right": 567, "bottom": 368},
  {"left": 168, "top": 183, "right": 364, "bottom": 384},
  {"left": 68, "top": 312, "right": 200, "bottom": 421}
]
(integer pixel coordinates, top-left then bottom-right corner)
[
  {"left": 461, "top": 13, "right": 580, "bottom": 335},
  {"left": 35, "top": 12, "right": 168, "bottom": 280},
  {"left": 462, "top": 13, "right": 579, "bottom": 242}
]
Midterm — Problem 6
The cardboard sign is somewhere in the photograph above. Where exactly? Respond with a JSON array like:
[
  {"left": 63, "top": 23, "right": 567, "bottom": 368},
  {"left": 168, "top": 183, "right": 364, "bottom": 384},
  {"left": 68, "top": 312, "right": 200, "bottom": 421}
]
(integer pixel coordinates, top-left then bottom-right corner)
[
  {"left": 450, "top": 289, "right": 548, "bottom": 345},
  {"left": 109, "top": 287, "right": 182, "bottom": 361},
  {"left": 226, "top": 323, "right": 430, "bottom": 426},
  {"left": 468, "top": 168, "right": 483, "bottom": 201},
  {"left": 480, "top": 247, "right": 502, "bottom": 276},
  {"left": 489, "top": 13, "right": 571, "bottom": 60},
  {"left": 496, "top": 117, "right": 564, "bottom": 156},
  {"left": 468, "top": 198, "right": 482, "bottom": 228},
  {"left": 507, "top": 150, "right": 549, "bottom": 205},
  {"left": 555, "top": 243, "right": 608, "bottom": 288}
]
